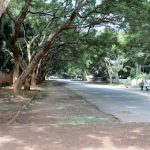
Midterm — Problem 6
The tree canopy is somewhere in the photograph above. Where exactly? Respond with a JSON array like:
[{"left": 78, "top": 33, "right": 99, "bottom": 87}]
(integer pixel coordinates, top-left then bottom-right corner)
[{"left": 0, "top": 0, "right": 150, "bottom": 93}]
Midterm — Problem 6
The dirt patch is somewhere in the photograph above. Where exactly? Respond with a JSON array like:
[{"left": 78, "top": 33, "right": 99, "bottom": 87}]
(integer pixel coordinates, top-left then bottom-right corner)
[{"left": 1, "top": 124, "right": 150, "bottom": 150}]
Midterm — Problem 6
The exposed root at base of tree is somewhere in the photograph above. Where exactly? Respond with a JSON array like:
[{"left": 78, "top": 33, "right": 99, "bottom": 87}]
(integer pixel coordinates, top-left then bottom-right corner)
[{"left": 7, "top": 96, "right": 35, "bottom": 125}]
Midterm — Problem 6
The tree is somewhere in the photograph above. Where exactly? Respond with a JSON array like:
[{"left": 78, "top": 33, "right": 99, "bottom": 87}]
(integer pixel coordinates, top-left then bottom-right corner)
[
  {"left": 119, "top": 27, "right": 150, "bottom": 78},
  {"left": 2, "top": 0, "right": 148, "bottom": 94},
  {"left": 6, "top": 0, "right": 121, "bottom": 94},
  {"left": 105, "top": 56, "right": 128, "bottom": 83}
]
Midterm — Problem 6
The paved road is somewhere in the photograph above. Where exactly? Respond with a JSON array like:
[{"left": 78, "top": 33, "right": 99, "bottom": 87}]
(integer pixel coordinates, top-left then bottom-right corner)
[{"left": 57, "top": 79, "right": 150, "bottom": 122}]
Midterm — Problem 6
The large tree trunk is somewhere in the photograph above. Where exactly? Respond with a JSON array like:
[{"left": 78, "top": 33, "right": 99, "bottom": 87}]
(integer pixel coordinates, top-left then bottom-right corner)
[
  {"left": 115, "top": 72, "right": 119, "bottom": 83},
  {"left": 31, "top": 69, "right": 37, "bottom": 85},
  {"left": 108, "top": 71, "right": 113, "bottom": 84},
  {"left": 31, "top": 60, "right": 42, "bottom": 85},
  {"left": 13, "top": 49, "right": 47, "bottom": 94},
  {"left": 7, "top": 0, "right": 32, "bottom": 93},
  {"left": 13, "top": 59, "right": 19, "bottom": 84},
  {"left": 12, "top": 44, "right": 20, "bottom": 86},
  {"left": 83, "top": 70, "right": 88, "bottom": 81},
  {"left": 24, "top": 79, "right": 30, "bottom": 90},
  {"left": 23, "top": 41, "right": 32, "bottom": 90},
  {"left": 24, "top": 74, "right": 32, "bottom": 90},
  {"left": 0, "top": 0, "right": 11, "bottom": 18},
  {"left": 105, "top": 58, "right": 113, "bottom": 84}
]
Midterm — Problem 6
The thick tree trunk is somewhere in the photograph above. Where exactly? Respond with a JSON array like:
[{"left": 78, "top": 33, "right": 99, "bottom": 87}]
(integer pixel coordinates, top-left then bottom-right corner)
[
  {"left": 24, "top": 75, "right": 31, "bottom": 90},
  {"left": 13, "top": 59, "right": 19, "bottom": 84},
  {"left": 31, "top": 70, "right": 37, "bottom": 85},
  {"left": 23, "top": 42, "right": 32, "bottom": 89},
  {"left": 105, "top": 59, "right": 113, "bottom": 84},
  {"left": 7, "top": 0, "right": 32, "bottom": 93},
  {"left": 108, "top": 72, "right": 113, "bottom": 84},
  {"left": 13, "top": 49, "right": 46, "bottom": 94},
  {"left": 115, "top": 72, "right": 119, "bottom": 83},
  {"left": 12, "top": 2, "right": 83, "bottom": 94},
  {"left": 12, "top": 44, "right": 20, "bottom": 88},
  {"left": 13, "top": 79, "right": 23, "bottom": 94},
  {"left": 24, "top": 80, "right": 30, "bottom": 90},
  {"left": 83, "top": 70, "right": 88, "bottom": 81},
  {"left": 31, "top": 60, "right": 42, "bottom": 85}
]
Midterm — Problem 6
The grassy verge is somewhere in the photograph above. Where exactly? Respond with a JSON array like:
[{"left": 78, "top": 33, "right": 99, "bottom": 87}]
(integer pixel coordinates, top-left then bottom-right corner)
[
  {"left": 32, "top": 81, "right": 50, "bottom": 91},
  {"left": 2, "top": 81, "right": 50, "bottom": 100},
  {"left": 34, "top": 92, "right": 48, "bottom": 99},
  {"left": 58, "top": 117, "right": 110, "bottom": 125}
]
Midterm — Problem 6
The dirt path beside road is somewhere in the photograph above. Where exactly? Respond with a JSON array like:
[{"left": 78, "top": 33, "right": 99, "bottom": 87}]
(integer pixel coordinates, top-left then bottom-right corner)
[
  {"left": 17, "top": 81, "right": 118, "bottom": 125},
  {"left": 0, "top": 81, "right": 150, "bottom": 150}
]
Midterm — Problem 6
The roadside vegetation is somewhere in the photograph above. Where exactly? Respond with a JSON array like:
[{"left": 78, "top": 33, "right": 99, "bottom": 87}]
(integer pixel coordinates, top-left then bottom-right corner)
[{"left": 58, "top": 117, "right": 110, "bottom": 125}]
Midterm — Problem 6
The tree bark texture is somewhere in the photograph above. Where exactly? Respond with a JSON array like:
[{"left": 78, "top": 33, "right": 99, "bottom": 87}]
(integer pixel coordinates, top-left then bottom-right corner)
[
  {"left": 105, "top": 59, "right": 113, "bottom": 84},
  {"left": 83, "top": 70, "right": 88, "bottom": 81},
  {"left": 13, "top": 24, "right": 73, "bottom": 94},
  {"left": 12, "top": 47, "right": 20, "bottom": 83},
  {"left": 6, "top": 0, "right": 32, "bottom": 90},
  {"left": 115, "top": 72, "right": 119, "bottom": 83},
  {"left": 24, "top": 75, "right": 31, "bottom": 90},
  {"left": 31, "top": 70, "right": 37, "bottom": 85}
]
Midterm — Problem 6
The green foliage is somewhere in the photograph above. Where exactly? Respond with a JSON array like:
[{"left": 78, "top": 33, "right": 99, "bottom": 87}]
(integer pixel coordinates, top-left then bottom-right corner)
[
  {"left": 1, "top": 0, "right": 150, "bottom": 85},
  {"left": 0, "top": 14, "right": 13, "bottom": 72},
  {"left": 9, "top": 0, "right": 24, "bottom": 15},
  {"left": 112, "top": 56, "right": 128, "bottom": 73},
  {"left": 34, "top": 92, "right": 48, "bottom": 99},
  {"left": 3, "top": 92, "right": 14, "bottom": 98},
  {"left": 23, "top": 101, "right": 32, "bottom": 110}
]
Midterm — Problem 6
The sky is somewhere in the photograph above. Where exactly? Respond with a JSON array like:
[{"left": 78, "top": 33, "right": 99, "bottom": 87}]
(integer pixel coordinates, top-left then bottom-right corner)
[{"left": 46, "top": 0, "right": 102, "bottom": 5}]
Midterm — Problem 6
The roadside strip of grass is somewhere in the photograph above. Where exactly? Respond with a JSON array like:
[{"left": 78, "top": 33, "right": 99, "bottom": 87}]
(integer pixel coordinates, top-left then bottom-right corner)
[
  {"left": 2, "top": 81, "right": 50, "bottom": 102},
  {"left": 58, "top": 117, "right": 110, "bottom": 125}
]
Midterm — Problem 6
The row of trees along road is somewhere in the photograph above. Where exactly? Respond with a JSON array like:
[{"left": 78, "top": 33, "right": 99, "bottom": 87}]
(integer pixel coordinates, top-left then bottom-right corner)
[{"left": 0, "top": 0, "right": 150, "bottom": 94}]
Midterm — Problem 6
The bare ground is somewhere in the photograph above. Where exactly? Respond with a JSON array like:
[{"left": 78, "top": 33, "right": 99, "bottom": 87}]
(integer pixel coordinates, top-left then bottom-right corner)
[{"left": 0, "top": 81, "right": 150, "bottom": 150}]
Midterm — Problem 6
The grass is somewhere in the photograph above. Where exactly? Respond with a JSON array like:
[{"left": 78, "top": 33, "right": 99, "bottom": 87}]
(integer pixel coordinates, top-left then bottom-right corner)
[
  {"left": 34, "top": 92, "right": 48, "bottom": 99},
  {"left": 33, "top": 81, "right": 51, "bottom": 91},
  {"left": 23, "top": 101, "right": 33, "bottom": 110},
  {"left": 3, "top": 90, "right": 48, "bottom": 100},
  {"left": 3, "top": 92, "right": 14, "bottom": 98},
  {"left": 58, "top": 117, "right": 110, "bottom": 125}
]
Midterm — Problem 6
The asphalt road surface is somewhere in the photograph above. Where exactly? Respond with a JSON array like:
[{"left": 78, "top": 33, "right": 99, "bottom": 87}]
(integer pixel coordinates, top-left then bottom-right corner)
[{"left": 57, "top": 79, "right": 150, "bottom": 123}]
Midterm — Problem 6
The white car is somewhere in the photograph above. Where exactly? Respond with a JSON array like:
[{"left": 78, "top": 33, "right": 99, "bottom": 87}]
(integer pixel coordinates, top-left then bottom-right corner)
[{"left": 144, "top": 80, "right": 150, "bottom": 91}]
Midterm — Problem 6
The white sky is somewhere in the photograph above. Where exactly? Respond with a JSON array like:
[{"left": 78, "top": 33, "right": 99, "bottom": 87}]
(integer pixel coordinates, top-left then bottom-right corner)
[{"left": 46, "top": 0, "right": 102, "bottom": 6}]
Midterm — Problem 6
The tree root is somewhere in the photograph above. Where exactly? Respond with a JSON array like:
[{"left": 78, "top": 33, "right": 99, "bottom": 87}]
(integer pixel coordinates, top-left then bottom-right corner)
[{"left": 7, "top": 96, "right": 35, "bottom": 125}]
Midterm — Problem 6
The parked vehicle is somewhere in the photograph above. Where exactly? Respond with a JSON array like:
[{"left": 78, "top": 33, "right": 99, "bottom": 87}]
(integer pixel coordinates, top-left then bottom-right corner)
[
  {"left": 144, "top": 80, "right": 150, "bottom": 91},
  {"left": 76, "top": 75, "right": 82, "bottom": 80}
]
